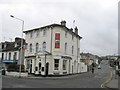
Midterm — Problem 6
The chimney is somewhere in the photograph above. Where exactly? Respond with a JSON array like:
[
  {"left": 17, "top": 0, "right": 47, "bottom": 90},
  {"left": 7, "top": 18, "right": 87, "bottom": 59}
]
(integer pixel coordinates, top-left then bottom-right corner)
[
  {"left": 60, "top": 20, "right": 66, "bottom": 27},
  {"left": 70, "top": 28, "right": 73, "bottom": 32},
  {"left": 75, "top": 26, "right": 78, "bottom": 34}
]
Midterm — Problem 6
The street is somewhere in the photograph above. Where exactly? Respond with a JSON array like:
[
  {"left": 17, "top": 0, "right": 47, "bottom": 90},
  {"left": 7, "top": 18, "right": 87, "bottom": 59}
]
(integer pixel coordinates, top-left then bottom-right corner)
[{"left": 2, "top": 60, "right": 111, "bottom": 88}]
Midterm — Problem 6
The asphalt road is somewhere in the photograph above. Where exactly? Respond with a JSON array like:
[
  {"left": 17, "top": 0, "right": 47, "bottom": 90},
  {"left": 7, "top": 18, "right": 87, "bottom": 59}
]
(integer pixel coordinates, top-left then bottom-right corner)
[{"left": 2, "top": 60, "right": 111, "bottom": 88}]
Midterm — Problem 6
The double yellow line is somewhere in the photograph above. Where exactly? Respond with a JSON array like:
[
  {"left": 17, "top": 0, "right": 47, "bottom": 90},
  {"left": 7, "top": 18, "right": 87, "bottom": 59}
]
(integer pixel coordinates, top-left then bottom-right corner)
[{"left": 101, "top": 67, "right": 113, "bottom": 88}]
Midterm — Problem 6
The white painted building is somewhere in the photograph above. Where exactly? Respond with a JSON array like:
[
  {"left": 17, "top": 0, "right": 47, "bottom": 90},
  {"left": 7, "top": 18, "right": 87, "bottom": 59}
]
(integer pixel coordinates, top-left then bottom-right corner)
[{"left": 24, "top": 21, "right": 82, "bottom": 76}]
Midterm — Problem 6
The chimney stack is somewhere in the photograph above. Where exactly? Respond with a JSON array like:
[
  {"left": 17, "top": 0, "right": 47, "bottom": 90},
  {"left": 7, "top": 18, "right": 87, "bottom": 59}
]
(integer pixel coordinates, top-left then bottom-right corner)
[
  {"left": 75, "top": 26, "right": 78, "bottom": 34},
  {"left": 70, "top": 28, "right": 73, "bottom": 32},
  {"left": 60, "top": 20, "right": 66, "bottom": 27}
]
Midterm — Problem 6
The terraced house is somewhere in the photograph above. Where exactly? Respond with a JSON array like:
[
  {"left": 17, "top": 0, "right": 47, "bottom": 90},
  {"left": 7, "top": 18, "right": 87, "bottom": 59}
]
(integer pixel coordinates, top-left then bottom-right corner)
[
  {"left": 0, "top": 37, "right": 26, "bottom": 71},
  {"left": 23, "top": 20, "right": 82, "bottom": 76}
]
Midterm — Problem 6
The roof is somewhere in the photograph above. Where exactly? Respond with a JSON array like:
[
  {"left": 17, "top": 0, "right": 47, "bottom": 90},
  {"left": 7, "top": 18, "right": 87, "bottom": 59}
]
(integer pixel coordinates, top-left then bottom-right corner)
[
  {"left": 23, "top": 23, "right": 82, "bottom": 39},
  {"left": 0, "top": 37, "right": 26, "bottom": 52}
]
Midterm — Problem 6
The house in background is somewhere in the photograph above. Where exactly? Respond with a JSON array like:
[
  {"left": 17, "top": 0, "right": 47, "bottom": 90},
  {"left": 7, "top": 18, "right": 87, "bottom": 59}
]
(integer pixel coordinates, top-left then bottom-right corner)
[
  {"left": 23, "top": 20, "right": 83, "bottom": 76},
  {"left": 80, "top": 53, "right": 100, "bottom": 71},
  {"left": 0, "top": 37, "right": 26, "bottom": 71}
]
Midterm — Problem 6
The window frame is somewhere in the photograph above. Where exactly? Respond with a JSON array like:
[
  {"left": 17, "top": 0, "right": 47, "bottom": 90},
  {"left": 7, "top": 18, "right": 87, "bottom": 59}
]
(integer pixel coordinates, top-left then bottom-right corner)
[
  {"left": 54, "top": 59, "right": 59, "bottom": 70},
  {"left": 63, "top": 60, "right": 67, "bottom": 70},
  {"left": 36, "top": 43, "right": 39, "bottom": 53},
  {"left": 65, "top": 42, "right": 67, "bottom": 53},
  {"left": 42, "top": 42, "right": 46, "bottom": 51},
  {"left": 29, "top": 43, "right": 32, "bottom": 52}
]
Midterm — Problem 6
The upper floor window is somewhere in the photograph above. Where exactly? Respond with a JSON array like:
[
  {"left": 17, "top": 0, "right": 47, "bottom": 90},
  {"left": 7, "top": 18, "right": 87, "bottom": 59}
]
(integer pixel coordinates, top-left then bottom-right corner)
[
  {"left": 65, "top": 42, "right": 67, "bottom": 53},
  {"left": 65, "top": 30, "right": 67, "bottom": 38},
  {"left": 13, "top": 52, "right": 17, "bottom": 60},
  {"left": 72, "top": 46, "right": 74, "bottom": 54},
  {"left": 55, "top": 33, "right": 60, "bottom": 48},
  {"left": 36, "top": 43, "right": 39, "bottom": 53},
  {"left": 36, "top": 30, "right": 40, "bottom": 37},
  {"left": 43, "top": 28, "right": 47, "bottom": 36},
  {"left": 29, "top": 43, "right": 32, "bottom": 52},
  {"left": 42, "top": 42, "right": 46, "bottom": 51},
  {"left": 8, "top": 52, "right": 11, "bottom": 60},
  {"left": 30, "top": 31, "right": 33, "bottom": 38},
  {"left": 2, "top": 53, "right": 4, "bottom": 60}
]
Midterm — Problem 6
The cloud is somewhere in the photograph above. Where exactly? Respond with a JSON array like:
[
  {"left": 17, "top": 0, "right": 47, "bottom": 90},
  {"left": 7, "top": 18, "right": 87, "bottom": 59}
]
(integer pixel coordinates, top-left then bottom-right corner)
[{"left": 0, "top": 0, "right": 119, "bottom": 56}]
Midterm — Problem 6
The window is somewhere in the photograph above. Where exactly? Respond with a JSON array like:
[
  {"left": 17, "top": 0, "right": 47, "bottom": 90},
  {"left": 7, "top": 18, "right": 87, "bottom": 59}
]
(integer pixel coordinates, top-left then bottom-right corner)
[
  {"left": 42, "top": 42, "right": 46, "bottom": 51},
  {"left": 30, "top": 31, "right": 33, "bottom": 38},
  {"left": 65, "top": 43, "right": 67, "bottom": 53},
  {"left": 55, "top": 33, "right": 60, "bottom": 48},
  {"left": 43, "top": 29, "right": 47, "bottom": 36},
  {"left": 63, "top": 60, "right": 67, "bottom": 70},
  {"left": 35, "top": 67, "right": 38, "bottom": 71},
  {"left": 29, "top": 43, "right": 32, "bottom": 52},
  {"left": 36, "top": 30, "right": 39, "bottom": 37},
  {"left": 36, "top": 43, "right": 39, "bottom": 53},
  {"left": 72, "top": 46, "right": 74, "bottom": 54},
  {"left": 13, "top": 52, "right": 17, "bottom": 60},
  {"left": 2, "top": 53, "right": 4, "bottom": 60},
  {"left": 8, "top": 52, "right": 11, "bottom": 60},
  {"left": 54, "top": 59, "right": 59, "bottom": 70},
  {"left": 65, "top": 30, "right": 67, "bottom": 37}
]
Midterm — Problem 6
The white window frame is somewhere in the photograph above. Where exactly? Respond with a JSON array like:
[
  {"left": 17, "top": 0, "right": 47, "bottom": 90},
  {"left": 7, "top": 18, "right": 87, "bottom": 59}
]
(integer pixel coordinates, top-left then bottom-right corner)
[
  {"left": 29, "top": 43, "right": 32, "bottom": 52},
  {"left": 63, "top": 60, "right": 67, "bottom": 70},
  {"left": 36, "top": 43, "right": 39, "bottom": 53},
  {"left": 42, "top": 42, "right": 46, "bottom": 51},
  {"left": 43, "top": 28, "right": 47, "bottom": 36},
  {"left": 54, "top": 59, "right": 59, "bottom": 70}
]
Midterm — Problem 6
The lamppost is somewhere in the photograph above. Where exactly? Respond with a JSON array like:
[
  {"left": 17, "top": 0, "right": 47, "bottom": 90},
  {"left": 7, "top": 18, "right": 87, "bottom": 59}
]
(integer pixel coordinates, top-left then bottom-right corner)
[{"left": 10, "top": 15, "right": 24, "bottom": 78}]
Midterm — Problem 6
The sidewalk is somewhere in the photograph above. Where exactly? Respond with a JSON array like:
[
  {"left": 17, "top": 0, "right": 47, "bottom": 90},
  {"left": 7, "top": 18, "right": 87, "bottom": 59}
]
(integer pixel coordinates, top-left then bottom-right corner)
[
  {"left": 26, "top": 72, "right": 91, "bottom": 80},
  {"left": 105, "top": 69, "right": 119, "bottom": 89}
]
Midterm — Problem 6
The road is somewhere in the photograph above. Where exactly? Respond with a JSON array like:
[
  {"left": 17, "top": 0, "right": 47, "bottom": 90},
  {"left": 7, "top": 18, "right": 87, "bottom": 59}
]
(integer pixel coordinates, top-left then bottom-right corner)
[{"left": 2, "top": 60, "right": 111, "bottom": 88}]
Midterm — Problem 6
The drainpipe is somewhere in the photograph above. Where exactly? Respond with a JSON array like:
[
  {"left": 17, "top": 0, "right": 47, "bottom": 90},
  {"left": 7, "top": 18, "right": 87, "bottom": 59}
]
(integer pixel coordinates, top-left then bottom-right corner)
[{"left": 50, "top": 26, "right": 53, "bottom": 54}]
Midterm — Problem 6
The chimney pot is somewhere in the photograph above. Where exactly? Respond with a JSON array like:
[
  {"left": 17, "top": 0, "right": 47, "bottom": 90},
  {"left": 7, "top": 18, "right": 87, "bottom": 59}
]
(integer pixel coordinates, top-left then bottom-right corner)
[{"left": 60, "top": 20, "right": 66, "bottom": 27}]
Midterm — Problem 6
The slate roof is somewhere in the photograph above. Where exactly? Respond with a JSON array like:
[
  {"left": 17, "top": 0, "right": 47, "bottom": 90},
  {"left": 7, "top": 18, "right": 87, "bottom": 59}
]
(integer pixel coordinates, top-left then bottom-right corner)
[
  {"left": 23, "top": 23, "right": 82, "bottom": 39},
  {"left": 0, "top": 37, "right": 26, "bottom": 52}
]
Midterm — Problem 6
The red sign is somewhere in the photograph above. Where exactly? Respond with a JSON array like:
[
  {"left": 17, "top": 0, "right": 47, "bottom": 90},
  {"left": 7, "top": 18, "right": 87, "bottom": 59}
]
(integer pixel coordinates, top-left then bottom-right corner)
[{"left": 55, "top": 33, "right": 60, "bottom": 48}]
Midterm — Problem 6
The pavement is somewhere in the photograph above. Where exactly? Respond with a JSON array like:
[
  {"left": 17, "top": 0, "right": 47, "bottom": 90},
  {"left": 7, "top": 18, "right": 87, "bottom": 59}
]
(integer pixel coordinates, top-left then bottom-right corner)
[{"left": 105, "top": 67, "right": 119, "bottom": 89}]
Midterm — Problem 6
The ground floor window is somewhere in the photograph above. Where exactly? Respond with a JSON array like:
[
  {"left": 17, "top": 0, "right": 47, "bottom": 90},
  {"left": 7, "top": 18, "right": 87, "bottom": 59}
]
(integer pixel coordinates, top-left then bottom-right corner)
[
  {"left": 63, "top": 60, "right": 67, "bottom": 70},
  {"left": 54, "top": 59, "right": 59, "bottom": 70}
]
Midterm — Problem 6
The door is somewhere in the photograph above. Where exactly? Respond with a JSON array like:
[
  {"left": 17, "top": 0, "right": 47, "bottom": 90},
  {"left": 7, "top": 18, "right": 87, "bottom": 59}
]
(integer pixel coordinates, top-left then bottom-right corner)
[{"left": 30, "top": 64, "right": 32, "bottom": 74}]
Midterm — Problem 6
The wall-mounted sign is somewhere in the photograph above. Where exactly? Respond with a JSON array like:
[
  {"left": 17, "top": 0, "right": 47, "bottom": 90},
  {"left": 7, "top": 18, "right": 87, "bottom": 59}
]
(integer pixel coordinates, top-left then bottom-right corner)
[{"left": 55, "top": 33, "right": 60, "bottom": 48}]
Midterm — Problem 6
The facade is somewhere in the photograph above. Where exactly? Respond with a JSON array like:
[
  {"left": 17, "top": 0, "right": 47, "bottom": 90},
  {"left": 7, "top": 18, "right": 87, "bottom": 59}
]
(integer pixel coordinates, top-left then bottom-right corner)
[
  {"left": 24, "top": 20, "right": 82, "bottom": 76},
  {"left": 0, "top": 37, "right": 26, "bottom": 71}
]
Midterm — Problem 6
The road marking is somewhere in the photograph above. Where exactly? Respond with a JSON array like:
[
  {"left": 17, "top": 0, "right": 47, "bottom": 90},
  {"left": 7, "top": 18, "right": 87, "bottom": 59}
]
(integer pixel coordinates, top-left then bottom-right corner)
[{"left": 101, "top": 67, "right": 113, "bottom": 88}]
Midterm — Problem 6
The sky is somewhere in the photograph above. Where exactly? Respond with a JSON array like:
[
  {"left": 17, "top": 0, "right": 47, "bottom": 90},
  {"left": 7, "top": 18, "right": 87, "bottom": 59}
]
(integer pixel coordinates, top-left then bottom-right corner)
[{"left": 0, "top": 0, "right": 119, "bottom": 56}]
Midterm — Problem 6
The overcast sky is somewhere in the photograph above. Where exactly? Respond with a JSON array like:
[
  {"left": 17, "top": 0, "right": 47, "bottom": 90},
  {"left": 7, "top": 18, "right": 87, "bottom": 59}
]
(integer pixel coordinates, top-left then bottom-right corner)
[{"left": 0, "top": 0, "right": 119, "bottom": 56}]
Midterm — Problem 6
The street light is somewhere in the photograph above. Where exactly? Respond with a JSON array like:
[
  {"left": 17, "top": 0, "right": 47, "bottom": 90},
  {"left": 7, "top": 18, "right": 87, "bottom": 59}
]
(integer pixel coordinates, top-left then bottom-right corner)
[{"left": 10, "top": 15, "right": 24, "bottom": 78}]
